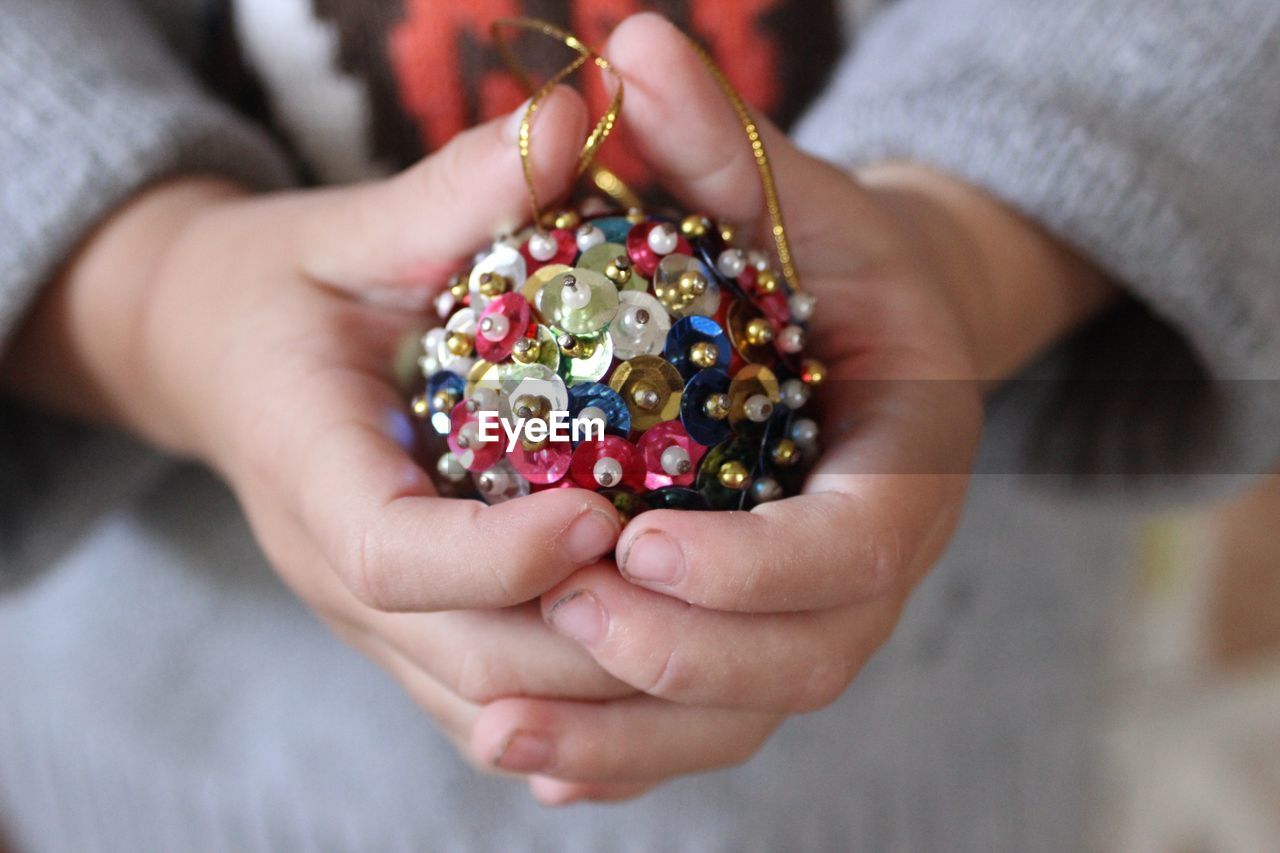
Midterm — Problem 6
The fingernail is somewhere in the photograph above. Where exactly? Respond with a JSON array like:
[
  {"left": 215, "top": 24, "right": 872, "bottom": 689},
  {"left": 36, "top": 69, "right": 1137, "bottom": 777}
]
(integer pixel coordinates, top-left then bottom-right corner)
[
  {"left": 503, "top": 97, "right": 535, "bottom": 143},
  {"left": 564, "top": 510, "right": 619, "bottom": 565},
  {"left": 620, "top": 532, "right": 683, "bottom": 585},
  {"left": 547, "top": 591, "right": 608, "bottom": 647},
  {"left": 494, "top": 730, "right": 556, "bottom": 773}
]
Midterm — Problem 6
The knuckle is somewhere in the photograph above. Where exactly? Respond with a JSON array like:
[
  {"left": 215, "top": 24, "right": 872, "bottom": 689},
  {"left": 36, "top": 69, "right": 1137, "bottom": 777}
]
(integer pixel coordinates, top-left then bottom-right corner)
[
  {"left": 340, "top": 523, "right": 400, "bottom": 612},
  {"left": 794, "top": 658, "right": 854, "bottom": 713},
  {"left": 640, "top": 648, "right": 692, "bottom": 698},
  {"left": 453, "top": 647, "right": 521, "bottom": 704}
]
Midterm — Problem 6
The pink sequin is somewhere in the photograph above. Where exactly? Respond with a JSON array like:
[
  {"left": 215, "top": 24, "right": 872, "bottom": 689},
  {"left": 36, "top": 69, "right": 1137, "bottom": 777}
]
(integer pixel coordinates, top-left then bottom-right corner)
[
  {"left": 509, "top": 439, "right": 574, "bottom": 485},
  {"left": 475, "top": 293, "right": 532, "bottom": 362},
  {"left": 447, "top": 401, "right": 503, "bottom": 472},
  {"left": 638, "top": 421, "right": 707, "bottom": 489}
]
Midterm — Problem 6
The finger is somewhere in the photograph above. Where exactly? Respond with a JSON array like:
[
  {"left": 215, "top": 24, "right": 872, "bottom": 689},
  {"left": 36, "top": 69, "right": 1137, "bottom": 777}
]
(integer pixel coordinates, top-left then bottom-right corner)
[
  {"left": 541, "top": 565, "right": 896, "bottom": 712},
  {"left": 527, "top": 777, "right": 657, "bottom": 806},
  {"left": 299, "top": 85, "right": 589, "bottom": 291},
  {"left": 291, "top": 369, "right": 621, "bottom": 612},
  {"left": 614, "top": 336, "right": 979, "bottom": 612},
  {"left": 605, "top": 14, "right": 874, "bottom": 260},
  {"left": 370, "top": 604, "right": 639, "bottom": 703},
  {"left": 472, "top": 694, "right": 780, "bottom": 783}
]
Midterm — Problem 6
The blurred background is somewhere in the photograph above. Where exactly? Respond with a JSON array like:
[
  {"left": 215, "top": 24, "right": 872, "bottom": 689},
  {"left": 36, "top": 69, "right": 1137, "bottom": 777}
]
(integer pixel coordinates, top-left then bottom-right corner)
[{"left": 1100, "top": 473, "right": 1280, "bottom": 851}]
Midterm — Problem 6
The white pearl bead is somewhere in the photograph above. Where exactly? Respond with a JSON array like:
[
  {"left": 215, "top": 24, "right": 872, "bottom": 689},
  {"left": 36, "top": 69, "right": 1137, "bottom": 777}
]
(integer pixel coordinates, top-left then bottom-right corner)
[
  {"left": 791, "top": 418, "right": 819, "bottom": 447},
  {"left": 660, "top": 445, "right": 692, "bottom": 477},
  {"left": 751, "top": 476, "right": 783, "bottom": 503},
  {"left": 467, "top": 387, "right": 499, "bottom": 413},
  {"left": 576, "top": 224, "right": 605, "bottom": 252},
  {"left": 478, "top": 466, "right": 510, "bottom": 495},
  {"left": 430, "top": 411, "right": 452, "bottom": 436},
  {"left": 780, "top": 378, "right": 810, "bottom": 410},
  {"left": 789, "top": 293, "right": 817, "bottom": 322},
  {"left": 778, "top": 324, "right": 805, "bottom": 354},
  {"left": 479, "top": 314, "right": 510, "bottom": 342},
  {"left": 745, "top": 394, "right": 774, "bottom": 423},
  {"left": 620, "top": 306, "right": 651, "bottom": 336},
  {"left": 561, "top": 277, "right": 592, "bottom": 310},
  {"left": 457, "top": 423, "right": 480, "bottom": 449},
  {"left": 578, "top": 406, "right": 607, "bottom": 432},
  {"left": 436, "top": 453, "right": 468, "bottom": 483},
  {"left": 647, "top": 223, "right": 679, "bottom": 255},
  {"left": 747, "top": 250, "right": 771, "bottom": 271},
  {"left": 528, "top": 232, "right": 559, "bottom": 262},
  {"left": 716, "top": 249, "right": 747, "bottom": 279},
  {"left": 434, "top": 291, "right": 456, "bottom": 320},
  {"left": 594, "top": 457, "right": 624, "bottom": 488}
]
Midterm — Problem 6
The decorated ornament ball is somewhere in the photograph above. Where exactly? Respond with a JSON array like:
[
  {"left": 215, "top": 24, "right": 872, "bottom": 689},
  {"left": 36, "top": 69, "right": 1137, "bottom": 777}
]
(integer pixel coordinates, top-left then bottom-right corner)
[{"left": 413, "top": 205, "right": 824, "bottom": 518}]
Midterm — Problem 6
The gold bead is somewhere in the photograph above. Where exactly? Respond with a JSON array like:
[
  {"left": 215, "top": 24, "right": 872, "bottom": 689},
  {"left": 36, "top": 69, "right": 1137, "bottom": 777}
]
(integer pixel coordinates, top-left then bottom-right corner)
[
  {"left": 745, "top": 318, "right": 774, "bottom": 347},
  {"left": 756, "top": 269, "right": 780, "bottom": 294},
  {"left": 477, "top": 272, "right": 508, "bottom": 298},
  {"left": 511, "top": 337, "right": 540, "bottom": 364},
  {"left": 703, "top": 392, "right": 731, "bottom": 421},
  {"left": 521, "top": 436, "right": 551, "bottom": 453},
  {"left": 605, "top": 254, "right": 633, "bottom": 286},
  {"left": 512, "top": 394, "right": 549, "bottom": 420},
  {"left": 449, "top": 277, "right": 469, "bottom": 300},
  {"left": 719, "top": 222, "right": 737, "bottom": 244},
  {"left": 626, "top": 207, "right": 647, "bottom": 224},
  {"left": 771, "top": 438, "right": 799, "bottom": 467},
  {"left": 410, "top": 395, "right": 430, "bottom": 418},
  {"left": 655, "top": 279, "right": 694, "bottom": 312},
  {"left": 557, "top": 332, "right": 584, "bottom": 358},
  {"left": 553, "top": 210, "right": 581, "bottom": 230},
  {"left": 678, "top": 270, "right": 708, "bottom": 297},
  {"left": 445, "top": 332, "right": 474, "bottom": 357},
  {"left": 718, "top": 460, "right": 750, "bottom": 490},
  {"left": 689, "top": 342, "right": 720, "bottom": 369},
  {"left": 431, "top": 388, "right": 457, "bottom": 412},
  {"left": 680, "top": 215, "right": 710, "bottom": 238},
  {"left": 802, "top": 358, "right": 827, "bottom": 386}
]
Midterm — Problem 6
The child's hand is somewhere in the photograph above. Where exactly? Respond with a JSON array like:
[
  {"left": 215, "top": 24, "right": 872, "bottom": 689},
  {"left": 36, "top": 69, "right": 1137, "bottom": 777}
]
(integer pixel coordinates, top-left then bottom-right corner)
[
  {"left": 457, "top": 14, "right": 1116, "bottom": 805},
  {"left": 1, "top": 89, "right": 639, "bottom": 757}
]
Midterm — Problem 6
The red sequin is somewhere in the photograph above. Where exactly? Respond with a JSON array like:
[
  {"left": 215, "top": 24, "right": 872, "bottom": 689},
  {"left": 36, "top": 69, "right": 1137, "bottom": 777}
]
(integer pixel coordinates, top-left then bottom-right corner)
[
  {"left": 569, "top": 436, "right": 646, "bottom": 491},
  {"left": 626, "top": 222, "right": 692, "bottom": 278}
]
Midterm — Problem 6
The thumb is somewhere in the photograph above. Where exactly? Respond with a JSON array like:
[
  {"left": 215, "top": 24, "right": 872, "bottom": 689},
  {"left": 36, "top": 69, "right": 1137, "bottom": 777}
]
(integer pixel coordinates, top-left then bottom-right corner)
[
  {"left": 299, "top": 85, "right": 590, "bottom": 293},
  {"left": 605, "top": 14, "right": 869, "bottom": 251}
]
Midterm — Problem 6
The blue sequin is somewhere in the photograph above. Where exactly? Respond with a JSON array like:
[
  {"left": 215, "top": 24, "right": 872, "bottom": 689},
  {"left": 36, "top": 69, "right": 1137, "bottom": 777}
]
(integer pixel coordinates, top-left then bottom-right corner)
[
  {"left": 591, "top": 216, "right": 634, "bottom": 244},
  {"left": 427, "top": 371, "right": 466, "bottom": 411},
  {"left": 568, "top": 382, "right": 631, "bottom": 443},
  {"left": 665, "top": 316, "right": 731, "bottom": 379},
  {"left": 680, "top": 368, "right": 732, "bottom": 447}
]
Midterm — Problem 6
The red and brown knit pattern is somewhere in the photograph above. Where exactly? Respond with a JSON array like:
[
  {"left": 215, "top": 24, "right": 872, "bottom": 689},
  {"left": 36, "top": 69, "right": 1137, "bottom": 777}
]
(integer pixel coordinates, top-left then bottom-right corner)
[{"left": 304, "top": 0, "right": 841, "bottom": 185}]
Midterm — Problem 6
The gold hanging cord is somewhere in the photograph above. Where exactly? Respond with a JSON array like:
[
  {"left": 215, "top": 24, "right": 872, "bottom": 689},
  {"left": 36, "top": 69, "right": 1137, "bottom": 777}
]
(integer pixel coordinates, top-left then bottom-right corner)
[{"left": 490, "top": 17, "right": 801, "bottom": 292}]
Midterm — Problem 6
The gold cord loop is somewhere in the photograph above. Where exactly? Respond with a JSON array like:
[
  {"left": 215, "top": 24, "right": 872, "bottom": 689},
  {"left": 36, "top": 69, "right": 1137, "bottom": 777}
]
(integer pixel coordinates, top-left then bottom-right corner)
[
  {"left": 491, "top": 18, "right": 628, "bottom": 222},
  {"left": 490, "top": 17, "right": 801, "bottom": 292}
]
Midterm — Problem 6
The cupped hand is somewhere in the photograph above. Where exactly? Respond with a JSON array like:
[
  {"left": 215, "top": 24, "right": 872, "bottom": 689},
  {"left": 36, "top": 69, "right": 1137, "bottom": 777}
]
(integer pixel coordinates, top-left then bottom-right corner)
[
  {"left": 466, "top": 13, "right": 1111, "bottom": 805},
  {"left": 133, "top": 89, "right": 645, "bottom": 757}
]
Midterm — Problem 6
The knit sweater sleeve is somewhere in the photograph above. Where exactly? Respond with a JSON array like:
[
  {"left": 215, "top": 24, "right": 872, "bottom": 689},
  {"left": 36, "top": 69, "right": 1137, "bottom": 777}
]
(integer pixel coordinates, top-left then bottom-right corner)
[
  {"left": 0, "top": 0, "right": 293, "bottom": 354},
  {"left": 0, "top": 0, "right": 293, "bottom": 587},
  {"left": 795, "top": 0, "right": 1280, "bottom": 497}
]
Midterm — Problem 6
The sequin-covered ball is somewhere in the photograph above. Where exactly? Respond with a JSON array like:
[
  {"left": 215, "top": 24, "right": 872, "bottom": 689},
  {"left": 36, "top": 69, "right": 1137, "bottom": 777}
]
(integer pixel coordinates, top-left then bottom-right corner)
[{"left": 413, "top": 208, "right": 823, "bottom": 517}]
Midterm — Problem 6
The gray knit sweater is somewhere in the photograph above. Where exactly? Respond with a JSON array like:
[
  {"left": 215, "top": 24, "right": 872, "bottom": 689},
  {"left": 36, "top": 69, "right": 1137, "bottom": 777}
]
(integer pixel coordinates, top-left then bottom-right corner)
[{"left": 2, "top": 1, "right": 1279, "bottom": 851}]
